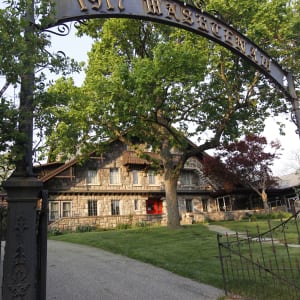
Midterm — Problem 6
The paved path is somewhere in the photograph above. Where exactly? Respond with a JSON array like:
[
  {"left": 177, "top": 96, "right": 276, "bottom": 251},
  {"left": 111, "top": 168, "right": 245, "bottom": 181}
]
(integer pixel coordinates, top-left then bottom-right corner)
[
  {"left": 207, "top": 224, "right": 243, "bottom": 236},
  {"left": 47, "top": 240, "right": 224, "bottom": 300}
]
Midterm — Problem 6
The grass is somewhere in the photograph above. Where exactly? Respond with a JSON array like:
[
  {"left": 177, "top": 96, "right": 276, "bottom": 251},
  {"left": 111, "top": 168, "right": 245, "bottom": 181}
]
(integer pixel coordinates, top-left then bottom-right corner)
[
  {"left": 49, "top": 219, "right": 300, "bottom": 299},
  {"left": 49, "top": 224, "right": 225, "bottom": 289},
  {"left": 212, "top": 218, "right": 300, "bottom": 244},
  {"left": 212, "top": 218, "right": 300, "bottom": 299}
]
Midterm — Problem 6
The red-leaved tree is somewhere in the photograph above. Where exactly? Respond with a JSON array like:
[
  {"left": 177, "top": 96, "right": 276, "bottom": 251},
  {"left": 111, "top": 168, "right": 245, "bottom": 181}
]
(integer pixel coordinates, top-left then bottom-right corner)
[{"left": 203, "top": 135, "right": 281, "bottom": 212}]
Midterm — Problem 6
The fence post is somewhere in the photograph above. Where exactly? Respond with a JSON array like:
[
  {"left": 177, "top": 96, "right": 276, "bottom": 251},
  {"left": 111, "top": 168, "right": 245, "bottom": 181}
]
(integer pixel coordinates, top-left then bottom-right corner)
[{"left": 217, "top": 233, "right": 228, "bottom": 296}]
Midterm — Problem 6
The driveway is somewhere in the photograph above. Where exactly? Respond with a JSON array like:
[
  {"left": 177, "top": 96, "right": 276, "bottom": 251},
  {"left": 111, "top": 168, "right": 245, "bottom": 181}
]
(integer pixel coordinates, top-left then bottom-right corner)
[{"left": 47, "top": 240, "right": 224, "bottom": 300}]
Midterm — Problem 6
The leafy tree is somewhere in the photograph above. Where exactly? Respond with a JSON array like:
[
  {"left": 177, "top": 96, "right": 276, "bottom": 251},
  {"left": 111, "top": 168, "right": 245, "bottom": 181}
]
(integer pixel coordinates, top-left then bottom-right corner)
[
  {"left": 40, "top": 0, "right": 298, "bottom": 227},
  {"left": 0, "top": 0, "right": 81, "bottom": 175},
  {"left": 0, "top": 97, "right": 17, "bottom": 186},
  {"left": 203, "top": 135, "right": 281, "bottom": 211}
]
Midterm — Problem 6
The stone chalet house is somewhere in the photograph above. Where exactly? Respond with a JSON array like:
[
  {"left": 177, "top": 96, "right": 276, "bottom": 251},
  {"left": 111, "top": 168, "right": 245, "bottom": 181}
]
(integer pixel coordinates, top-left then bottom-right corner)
[{"left": 34, "top": 140, "right": 253, "bottom": 231}]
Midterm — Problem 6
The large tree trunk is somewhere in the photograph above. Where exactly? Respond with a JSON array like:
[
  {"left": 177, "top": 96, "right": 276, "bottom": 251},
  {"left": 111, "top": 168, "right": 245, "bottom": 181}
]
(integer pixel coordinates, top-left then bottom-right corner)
[
  {"left": 158, "top": 124, "right": 183, "bottom": 228},
  {"left": 164, "top": 171, "right": 181, "bottom": 228},
  {"left": 261, "top": 189, "right": 269, "bottom": 213}
]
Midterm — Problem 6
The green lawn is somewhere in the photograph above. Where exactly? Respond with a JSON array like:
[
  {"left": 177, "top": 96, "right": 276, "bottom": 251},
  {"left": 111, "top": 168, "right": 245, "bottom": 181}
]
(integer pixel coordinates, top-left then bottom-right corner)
[
  {"left": 213, "top": 218, "right": 300, "bottom": 244},
  {"left": 49, "top": 220, "right": 300, "bottom": 299},
  {"left": 49, "top": 224, "right": 224, "bottom": 289}
]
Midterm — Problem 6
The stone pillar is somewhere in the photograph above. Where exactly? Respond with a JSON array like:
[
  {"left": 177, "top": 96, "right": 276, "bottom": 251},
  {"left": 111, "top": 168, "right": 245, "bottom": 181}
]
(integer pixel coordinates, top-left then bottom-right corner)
[{"left": 2, "top": 176, "right": 42, "bottom": 300}]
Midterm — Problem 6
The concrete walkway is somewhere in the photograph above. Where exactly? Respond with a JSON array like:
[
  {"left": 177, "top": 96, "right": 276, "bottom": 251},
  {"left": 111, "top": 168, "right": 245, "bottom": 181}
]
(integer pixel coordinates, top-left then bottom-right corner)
[
  {"left": 207, "top": 224, "right": 240, "bottom": 236},
  {"left": 207, "top": 223, "right": 300, "bottom": 248},
  {"left": 47, "top": 240, "right": 224, "bottom": 300}
]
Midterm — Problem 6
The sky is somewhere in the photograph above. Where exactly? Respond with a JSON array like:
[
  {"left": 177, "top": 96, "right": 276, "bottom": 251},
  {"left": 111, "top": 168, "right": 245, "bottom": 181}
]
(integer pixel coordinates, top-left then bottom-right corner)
[{"left": 1, "top": 4, "right": 299, "bottom": 176}]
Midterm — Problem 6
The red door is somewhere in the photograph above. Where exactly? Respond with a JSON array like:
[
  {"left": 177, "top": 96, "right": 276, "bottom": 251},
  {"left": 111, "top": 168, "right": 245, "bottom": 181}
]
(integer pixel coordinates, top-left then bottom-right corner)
[{"left": 146, "top": 199, "right": 162, "bottom": 214}]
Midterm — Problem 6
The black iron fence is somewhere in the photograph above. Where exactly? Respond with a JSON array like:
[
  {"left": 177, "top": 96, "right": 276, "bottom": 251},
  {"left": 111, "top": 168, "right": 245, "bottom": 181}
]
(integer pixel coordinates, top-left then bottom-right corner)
[{"left": 218, "top": 211, "right": 300, "bottom": 299}]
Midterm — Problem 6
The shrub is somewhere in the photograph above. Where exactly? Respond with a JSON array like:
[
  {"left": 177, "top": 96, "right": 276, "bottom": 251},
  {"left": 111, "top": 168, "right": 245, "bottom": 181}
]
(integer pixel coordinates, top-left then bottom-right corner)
[
  {"left": 256, "top": 211, "right": 292, "bottom": 220},
  {"left": 48, "top": 228, "right": 63, "bottom": 236},
  {"left": 76, "top": 225, "right": 96, "bottom": 232},
  {"left": 243, "top": 211, "right": 292, "bottom": 221},
  {"left": 135, "top": 222, "right": 150, "bottom": 228},
  {"left": 116, "top": 223, "right": 132, "bottom": 230}
]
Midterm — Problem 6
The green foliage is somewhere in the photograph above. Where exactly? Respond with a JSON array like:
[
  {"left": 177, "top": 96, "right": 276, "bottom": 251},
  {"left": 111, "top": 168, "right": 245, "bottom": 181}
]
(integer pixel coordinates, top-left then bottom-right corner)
[
  {"left": 249, "top": 211, "right": 292, "bottom": 220},
  {"left": 242, "top": 212, "right": 288, "bottom": 222},
  {"left": 115, "top": 223, "right": 132, "bottom": 230},
  {"left": 208, "top": 0, "right": 299, "bottom": 86},
  {"left": 48, "top": 228, "right": 63, "bottom": 236},
  {"left": 0, "top": 99, "right": 18, "bottom": 162},
  {"left": 43, "top": 0, "right": 299, "bottom": 161},
  {"left": 76, "top": 225, "right": 96, "bottom": 232},
  {"left": 135, "top": 222, "right": 151, "bottom": 228},
  {"left": 0, "top": 0, "right": 83, "bottom": 169}
]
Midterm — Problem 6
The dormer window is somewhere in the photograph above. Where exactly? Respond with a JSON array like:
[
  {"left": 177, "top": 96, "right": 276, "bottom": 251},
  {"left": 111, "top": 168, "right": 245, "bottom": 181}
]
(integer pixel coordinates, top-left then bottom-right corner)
[
  {"left": 110, "top": 168, "right": 120, "bottom": 185},
  {"left": 181, "top": 171, "right": 193, "bottom": 186},
  {"left": 133, "top": 170, "right": 139, "bottom": 185},
  {"left": 148, "top": 170, "right": 156, "bottom": 185},
  {"left": 87, "top": 169, "right": 98, "bottom": 185}
]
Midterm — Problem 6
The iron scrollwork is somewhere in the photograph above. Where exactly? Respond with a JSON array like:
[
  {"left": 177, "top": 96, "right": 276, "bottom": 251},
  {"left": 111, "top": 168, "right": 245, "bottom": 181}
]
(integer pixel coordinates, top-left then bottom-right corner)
[
  {"left": 42, "top": 18, "right": 88, "bottom": 36},
  {"left": 8, "top": 216, "right": 31, "bottom": 298},
  {"left": 43, "top": 23, "right": 71, "bottom": 36}
]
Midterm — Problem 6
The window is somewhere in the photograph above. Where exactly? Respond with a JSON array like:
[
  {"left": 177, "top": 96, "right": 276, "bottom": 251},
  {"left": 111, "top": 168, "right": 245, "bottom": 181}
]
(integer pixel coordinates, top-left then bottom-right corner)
[
  {"left": 202, "top": 199, "right": 208, "bottom": 212},
  {"left": 50, "top": 202, "right": 59, "bottom": 220},
  {"left": 148, "top": 170, "right": 155, "bottom": 185},
  {"left": 111, "top": 200, "right": 120, "bottom": 215},
  {"left": 62, "top": 202, "right": 71, "bottom": 217},
  {"left": 185, "top": 199, "right": 193, "bottom": 213},
  {"left": 49, "top": 201, "right": 72, "bottom": 220},
  {"left": 110, "top": 168, "right": 120, "bottom": 184},
  {"left": 181, "top": 171, "right": 193, "bottom": 185},
  {"left": 87, "top": 169, "right": 98, "bottom": 185},
  {"left": 134, "top": 199, "right": 139, "bottom": 210},
  {"left": 88, "top": 200, "right": 98, "bottom": 216},
  {"left": 133, "top": 170, "right": 139, "bottom": 185}
]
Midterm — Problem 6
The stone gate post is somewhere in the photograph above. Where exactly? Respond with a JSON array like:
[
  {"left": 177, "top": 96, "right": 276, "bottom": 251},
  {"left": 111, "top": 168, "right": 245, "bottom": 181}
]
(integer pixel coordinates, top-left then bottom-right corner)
[{"left": 2, "top": 176, "right": 42, "bottom": 299}]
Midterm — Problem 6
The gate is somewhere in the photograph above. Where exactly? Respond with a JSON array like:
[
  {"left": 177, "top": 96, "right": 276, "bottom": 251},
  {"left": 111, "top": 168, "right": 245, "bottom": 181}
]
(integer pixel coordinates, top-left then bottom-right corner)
[
  {"left": 2, "top": 0, "right": 299, "bottom": 299},
  {"left": 218, "top": 212, "right": 300, "bottom": 299}
]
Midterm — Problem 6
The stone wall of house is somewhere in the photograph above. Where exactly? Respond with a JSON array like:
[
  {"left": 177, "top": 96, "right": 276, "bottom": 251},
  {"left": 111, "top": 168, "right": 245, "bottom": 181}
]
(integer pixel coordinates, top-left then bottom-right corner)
[
  {"left": 177, "top": 195, "right": 218, "bottom": 223},
  {"left": 49, "top": 194, "right": 152, "bottom": 218},
  {"left": 49, "top": 194, "right": 221, "bottom": 226},
  {"left": 48, "top": 209, "right": 269, "bottom": 231},
  {"left": 49, "top": 214, "right": 165, "bottom": 231}
]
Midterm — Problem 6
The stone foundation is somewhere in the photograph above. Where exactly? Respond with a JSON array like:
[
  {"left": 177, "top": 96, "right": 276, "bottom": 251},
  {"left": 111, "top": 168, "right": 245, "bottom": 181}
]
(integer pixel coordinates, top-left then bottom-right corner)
[
  {"left": 49, "top": 214, "right": 165, "bottom": 231},
  {"left": 49, "top": 209, "right": 278, "bottom": 231}
]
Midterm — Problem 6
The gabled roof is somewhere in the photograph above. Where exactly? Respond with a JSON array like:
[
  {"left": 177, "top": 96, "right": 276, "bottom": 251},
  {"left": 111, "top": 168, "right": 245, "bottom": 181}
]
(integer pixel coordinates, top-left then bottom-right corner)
[
  {"left": 39, "top": 159, "right": 78, "bottom": 183},
  {"left": 123, "top": 151, "right": 160, "bottom": 166},
  {"left": 36, "top": 137, "right": 213, "bottom": 184},
  {"left": 277, "top": 170, "right": 300, "bottom": 189}
]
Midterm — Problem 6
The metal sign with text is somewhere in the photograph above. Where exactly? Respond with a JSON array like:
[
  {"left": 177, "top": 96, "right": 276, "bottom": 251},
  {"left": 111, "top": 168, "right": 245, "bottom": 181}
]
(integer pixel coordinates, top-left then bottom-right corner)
[{"left": 49, "top": 0, "right": 296, "bottom": 100}]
